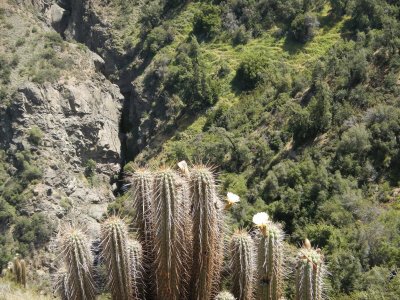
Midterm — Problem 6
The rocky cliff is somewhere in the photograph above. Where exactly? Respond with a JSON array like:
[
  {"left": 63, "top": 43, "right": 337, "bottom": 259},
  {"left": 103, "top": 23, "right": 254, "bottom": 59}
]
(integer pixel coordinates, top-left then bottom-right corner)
[{"left": 0, "top": 1, "right": 123, "bottom": 288}]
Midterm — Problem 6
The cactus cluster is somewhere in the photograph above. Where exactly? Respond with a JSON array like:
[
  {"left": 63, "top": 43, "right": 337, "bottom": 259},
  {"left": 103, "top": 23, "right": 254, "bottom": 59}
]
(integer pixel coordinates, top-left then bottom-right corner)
[
  {"left": 55, "top": 163, "right": 327, "bottom": 300},
  {"left": 12, "top": 256, "right": 26, "bottom": 288}
]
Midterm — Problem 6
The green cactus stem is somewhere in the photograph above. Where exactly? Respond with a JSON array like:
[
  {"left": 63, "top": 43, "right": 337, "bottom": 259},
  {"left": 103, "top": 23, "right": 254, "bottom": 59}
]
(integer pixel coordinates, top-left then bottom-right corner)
[
  {"left": 153, "top": 168, "right": 190, "bottom": 300},
  {"left": 189, "top": 165, "right": 224, "bottom": 300},
  {"left": 295, "top": 239, "right": 326, "bottom": 300},
  {"left": 254, "top": 216, "right": 284, "bottom": 300},
  {"left": 231, "top": 230, "right": 256, "bottom": 300},
  {"left": 129, "top": 239, "right": 144, "bottom": 299},
  {"left": 59, "top": 227, "right": 96, "bottom": 300},
  {"left": 100, "top": 216, "right": 136, "bottom": 300}
]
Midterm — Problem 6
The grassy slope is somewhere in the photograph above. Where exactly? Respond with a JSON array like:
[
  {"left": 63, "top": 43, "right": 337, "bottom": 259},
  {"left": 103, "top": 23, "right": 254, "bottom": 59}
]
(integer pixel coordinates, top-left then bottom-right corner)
[{"left": 152, "top": 3, "right": 346, "bottom": 160}]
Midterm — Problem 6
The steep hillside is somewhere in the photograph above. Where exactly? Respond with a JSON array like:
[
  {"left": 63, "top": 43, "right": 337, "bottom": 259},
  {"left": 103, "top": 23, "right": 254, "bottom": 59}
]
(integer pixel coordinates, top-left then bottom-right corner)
[{"left": 0, "top": 0, "right": 399, "bottom": 299}]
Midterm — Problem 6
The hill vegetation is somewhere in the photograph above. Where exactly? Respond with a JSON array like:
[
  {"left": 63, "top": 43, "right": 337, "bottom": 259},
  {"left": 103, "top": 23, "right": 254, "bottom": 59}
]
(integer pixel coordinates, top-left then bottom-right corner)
[{"left": 0, "top": 0, "right": 399, "bottom": 299}]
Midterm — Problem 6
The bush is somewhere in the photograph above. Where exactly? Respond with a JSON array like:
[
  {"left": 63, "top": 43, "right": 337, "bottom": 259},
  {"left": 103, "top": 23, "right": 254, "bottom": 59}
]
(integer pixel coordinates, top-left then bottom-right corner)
[
  {"left": 193, "top": 4, "right": 221, "bottom": 40},
  {"left": 145, "top": 25, "right": 174, "bottom": 55},
  {"left": 13, "top": 214, "right": 53, "bottom": 253},
  {"left": 234, "top": 55, "right": 269, "bottom": 90},
  {"left": 28, "top": 126, "right": 43, "bottom": 145},
  {"left": 232, "top": 25, "right": 251, "bottom": 45},
  {"left": 291, "top": 13, "right": 319, "bottom": 43}
]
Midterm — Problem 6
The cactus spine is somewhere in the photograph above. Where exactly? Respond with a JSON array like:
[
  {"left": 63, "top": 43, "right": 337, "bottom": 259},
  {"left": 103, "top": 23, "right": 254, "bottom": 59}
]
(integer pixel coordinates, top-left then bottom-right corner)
[
  {"left": 255, "top": 219, "right": 284, "bottom": 300},
  {"left": 295, "top": 239, "right": 325, "bottom": 300},
  {"left": 153, "top": 169, "right": 189, "bottom": 300},
  {"left": 189, "top": 166, "right": 224, "bottom": 300},
  {"left": 60, "top": 228, "right": 96, "bottom": 300},
  {"left": 231, "top": 230, "right": 256, "bottom": 300},
  {"left": 217, "top": 291, "right": 236, "bottom": 300},
  {"left": 100, "top": 216, "right": 136, "bottom": 300}
]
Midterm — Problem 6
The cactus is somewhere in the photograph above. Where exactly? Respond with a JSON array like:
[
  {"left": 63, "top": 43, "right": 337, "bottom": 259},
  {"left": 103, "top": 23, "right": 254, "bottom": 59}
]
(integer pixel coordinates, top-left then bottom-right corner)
[
  {"left": 12, "top": 256, "right": 27, "bottom": 287},
  {"left": 189, "top": 166, "right": 224, "bottom": 300},
  {"left": 54, "top": 165, "right": 332, "bottom": 300},
  {"left": 129, "top": 240, "right": 144, "bottom": 299},
  {"left": 295, "top": 239, "right": 326, "bottom": 300},
  {"left": 13, "top": 257, "right": 21, "bottom": 285},
  {"left": 19, "top": 259, "right": 26, "bottom": 288},
  {"left": 100, "top": 216, "right": 136, "bottom": 300},
  {"left": 129, "top": 168, "right": 155, "bottom": 298},
  {"left": 253, "top": 212, "right": 284, "bottom": 300},
  {"left": 129, "top": 168, "right": 154, "bottom": 258},
  {"left": 55, "top": 270, "right": 69, "bottom": 300},
  {"left": 217, "top": 291, "right": 236, "bottom": 300},
  {"left": 231, "top": 230, "right": 256, "bottom": 300},
  {"left": 59, "top": 227, "right": 96, "bottom": 300},
  {"left": 153, "top": 168, "right": 190, "bottom": 300}
]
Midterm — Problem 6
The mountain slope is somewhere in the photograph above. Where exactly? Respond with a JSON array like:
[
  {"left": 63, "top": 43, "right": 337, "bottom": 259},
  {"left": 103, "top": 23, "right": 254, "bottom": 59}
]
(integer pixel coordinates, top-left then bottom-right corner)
[{"left": 0, "top": 0, "right": 399, "bottom": 299}]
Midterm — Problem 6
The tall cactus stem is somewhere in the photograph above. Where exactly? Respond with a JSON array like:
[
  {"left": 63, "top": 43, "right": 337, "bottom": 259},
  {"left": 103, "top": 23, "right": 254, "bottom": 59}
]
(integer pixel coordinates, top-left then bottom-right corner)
[
  {"left": 129, "top": 168, "right": 155, "bottom": 298},
  {"left": 295, "top": 239, "right": 326, "bottom": 300},
  {"left": 189, "top": 166, "right": 224, "bottom": 300},
  {"left": 231, "top": 230, "right": 256, "bottom": 300},
  {"left": 253, "top": 214, "right": 284, "bottom": 300},
  {"left": 100, "top": 216, "right": 135, "bottom": 300},
  {"left": 129, "top": 240, "right": 144, "bottom": 299},
  {"left": 153, "top": 169, "right": 190, "bottom": 300},
  {"left": 59, "top": 227, "right": 96, "bottom": 300}
]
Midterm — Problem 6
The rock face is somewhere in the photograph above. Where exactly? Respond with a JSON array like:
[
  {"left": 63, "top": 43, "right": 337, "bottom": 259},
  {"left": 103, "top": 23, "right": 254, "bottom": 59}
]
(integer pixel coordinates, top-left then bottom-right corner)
[{"left": 5, "top": 74, "right": 123, "bottom": 236}]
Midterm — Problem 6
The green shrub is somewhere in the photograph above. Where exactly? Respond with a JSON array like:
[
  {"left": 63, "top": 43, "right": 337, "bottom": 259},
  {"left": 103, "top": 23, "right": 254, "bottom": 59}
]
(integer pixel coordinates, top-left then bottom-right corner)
[
  {"left": 28, "top": 126, "right": 43, "bottom": 145},
  {"left": 0, "top": 56, "right": 11, "bottom": 84},
  {"left": 145, "top": 25, "right": 174, "bottom": 55},
  {"left": 290, "top": 13, "right": 319, "bottom": 43},
  {"left": 193, "top": 4, "right": 221, "bottom": 40},
  {"left": 13, "top": 214, "right": 53, "bottom": 255},
  {"left": 85, "top": 159, "right": 96, "bottom": 178},
  {"left": 234, "top": 55, "right": 269, "bottom": 90}
]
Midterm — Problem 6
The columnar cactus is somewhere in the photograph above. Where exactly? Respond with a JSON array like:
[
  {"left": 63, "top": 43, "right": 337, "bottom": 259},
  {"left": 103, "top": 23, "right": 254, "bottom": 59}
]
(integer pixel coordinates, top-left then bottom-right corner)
[
  {"left": 100, "top": 216, "right": 136, "bottom": 300},
  {"left": 129, "top": 168, "right": 155, "bottom": 297},
  {"left": 189, "top": 166, "right": 224, "bottom": 300},
  {"left": 19, "top": 259, "right": 26, "bottom": 288},
  {"left": 231, "top": 230, "right": 256, "bottom": 300},
  {"left": 55, "top": 271, "right": 69, "bottom": 300},
  {"left": 130, "top": 168, "right": 154, "bottom": 257},
  {"left": 153, "top": 169, "right": 190, "bottom": 300},
  {"left": 129, "top": 240, "right": 144, "bottom": 299},
  {"left": 217, "top": 291, "right": 236, "bottom": 300},
  {"left": 60, "top": 228, "right": 96, "bottom": 300},
  {"left": 253, "top": 212, "right": 284, "bottom": 300},
  {"left": 12, "top": 256, "right": 26, "bottom": 287},
  {"left": 54, "top": 165, "right": 331, "bottom": 300},
  {"left": 295, "top": 239, "right": 326, "bottom": 300}
]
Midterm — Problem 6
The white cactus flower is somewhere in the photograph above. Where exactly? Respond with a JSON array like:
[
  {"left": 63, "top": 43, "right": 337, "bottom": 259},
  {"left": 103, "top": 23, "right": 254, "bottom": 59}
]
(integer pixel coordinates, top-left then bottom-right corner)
[
  {"left": 177, "top": 160, "right": 190, "bottom": 177},
  {"left": 224, "top": 192, "right": 240, "bottom": 209},
  {"left": 252, "top": 212, "right": 269, "bottom": 227},
  {"left": 227, "top": 192, "right": 240, "bottom": 204}
]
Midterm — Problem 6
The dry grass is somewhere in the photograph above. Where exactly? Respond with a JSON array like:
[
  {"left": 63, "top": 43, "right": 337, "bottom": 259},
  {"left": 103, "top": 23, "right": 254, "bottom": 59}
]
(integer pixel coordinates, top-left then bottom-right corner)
[{"left": 0, "top": 279, "right": 54, "bottom": 300}]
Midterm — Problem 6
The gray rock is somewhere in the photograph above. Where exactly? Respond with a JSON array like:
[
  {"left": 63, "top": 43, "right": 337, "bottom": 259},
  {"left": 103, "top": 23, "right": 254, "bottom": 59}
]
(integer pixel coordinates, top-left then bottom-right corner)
[{"left": 47, "top": 4, "right": 69, "bottom": 34}]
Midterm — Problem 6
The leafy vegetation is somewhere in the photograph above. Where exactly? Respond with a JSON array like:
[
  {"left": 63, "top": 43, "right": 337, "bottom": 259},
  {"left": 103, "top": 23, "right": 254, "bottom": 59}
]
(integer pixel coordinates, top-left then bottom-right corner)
[{"left": 122, "top": 0, "right": 400, "bottom": 298}]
